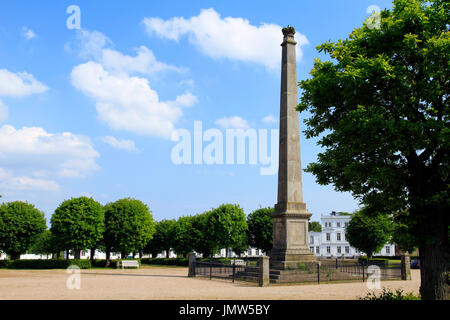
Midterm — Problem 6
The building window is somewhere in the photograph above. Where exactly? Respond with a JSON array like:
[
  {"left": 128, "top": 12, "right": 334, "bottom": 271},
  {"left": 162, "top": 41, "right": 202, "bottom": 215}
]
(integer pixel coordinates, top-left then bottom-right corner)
[
  {"left": 386, "top": 246, "right": 390, "bottom": 254},
  {"left": 248, "top": 249, "right": 252, "bottom": 256},
  {"left": 337, "top": 222, "right": 341, "bottom": 227},
  {"left": 326, "top": 233, "right": 331, "bottom": 241},
  {"left": 316, "top": 247, "right": 319, "bottom": 254},
  {"left": 310, "top": 236, "right": 314, "bottom": 244},
  {"left": 337, "top": 246, "right": 341, "bottom": 254},
  {"left": 337, "top": 233, "right": 341, "bottom": 241},
  {"left": 255, "top": 249, "right": 260, "bottom": 256},
  {"left": 326, "top": 246, "right": 331, "bottom": 254},
  {"left": 310, "top": 247, "right": 314, "bottom": 253}
]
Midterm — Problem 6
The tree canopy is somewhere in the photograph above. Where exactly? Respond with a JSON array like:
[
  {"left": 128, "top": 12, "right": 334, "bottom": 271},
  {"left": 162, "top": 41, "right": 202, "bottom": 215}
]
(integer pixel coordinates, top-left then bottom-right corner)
[
  {"left": 247, "top": 207, "right": 273, "bottom": 253},
  {"left": 172, "top": 216, "right": 197, "bottom": 257},
  {"left": 298, "top": 0, "right": 449, "bottom": 299},
  {"left": 207, "top": 204, "right": 248, "bottom": 257},
  {"left": 308, "top": 221, "right": 322, "bottom": 233},
  {"left": 145, "top": 219, "right": 176, "bottom": 258},
  {"left": 104, "top": 198, "right": 155, "bottom": 258},
  {"left": 0, "top": 201, "right": 47, "bottom": 260},
  {"left": 51, "top": 197, "right": 104, "bottom": 259},
  {"left": 345, "top": 209, "right": 393, "bottom": 258}
]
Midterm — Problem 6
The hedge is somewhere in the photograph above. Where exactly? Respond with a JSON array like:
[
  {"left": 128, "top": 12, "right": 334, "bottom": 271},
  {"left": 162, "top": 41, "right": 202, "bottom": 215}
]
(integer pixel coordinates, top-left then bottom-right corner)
[
  {"left": 0, "top": 259, "right": 91, "bottom": 269},
  {"left": 140, "top": 258, "right": 188, "bottom": 266},
  {"left": 358, "top": 257, "right": 390, "bottom": 266},
  {"left": 91, "top": 259, "right": 141, "bottom": 268}
]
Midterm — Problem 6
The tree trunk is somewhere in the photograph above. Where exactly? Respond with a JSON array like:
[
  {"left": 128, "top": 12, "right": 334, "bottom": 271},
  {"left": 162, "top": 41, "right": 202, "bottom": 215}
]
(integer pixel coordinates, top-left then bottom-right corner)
[
  {"left": 74, "top": 249, "right": 81, "bottom": 260},
  {"left": 121, "top": 252, "right": 127, "bottom": 259},
  {"left": 105, "top": 248, "right": 111, "bottom": 267},
  {"left": 166, "top": 249, "right": 170, "bottom": 258},
  {"left": 65, "top": 249, "right": 69, "bottom": 260},
  {"left": 90, "top": 248, "right": 95, "bottom": 261},
  {"left": 10, "top": 253, "right": 20, "bottom": 260},
  {"left": 401, "top": 252, "right": 411, "bottom": 280},
  {"left": 139, "top": 250, "right": 143, "bottom": 259},
  {"left": 419, "top": 241, "right": 449, "bottom": 300}
]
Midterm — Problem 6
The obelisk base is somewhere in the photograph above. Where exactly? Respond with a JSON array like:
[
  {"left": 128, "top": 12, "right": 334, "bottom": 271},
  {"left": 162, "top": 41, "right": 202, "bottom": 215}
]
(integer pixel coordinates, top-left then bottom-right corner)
[{"left": 269, "top": 202, "right": 316, "bottom": 270}]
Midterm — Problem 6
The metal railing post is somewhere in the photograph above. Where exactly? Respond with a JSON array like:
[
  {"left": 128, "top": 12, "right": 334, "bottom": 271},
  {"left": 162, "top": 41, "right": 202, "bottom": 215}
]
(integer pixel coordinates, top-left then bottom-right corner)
[
  {"left": 317, "top": 262, "right": 320, "bottom": 284},
  {"left": 362, "top": 260, "right": 365, "bottom": 282},
  {"left": 232, "top": 261, "right": 236, "bottom": 283},
  {"left": 210, "top": 258, "right": 212, "bottom": 280}
]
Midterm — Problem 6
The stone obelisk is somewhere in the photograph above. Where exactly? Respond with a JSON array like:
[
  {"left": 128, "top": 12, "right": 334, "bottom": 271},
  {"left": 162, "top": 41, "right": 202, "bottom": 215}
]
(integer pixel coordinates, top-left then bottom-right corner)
[{"left": 270, "top": 26, "right": 316, "bottom": 270}]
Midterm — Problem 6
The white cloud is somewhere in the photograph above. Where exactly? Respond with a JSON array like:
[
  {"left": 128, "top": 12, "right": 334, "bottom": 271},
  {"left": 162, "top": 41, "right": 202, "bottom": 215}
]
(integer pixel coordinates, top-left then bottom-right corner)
[
  {"left": 76, "top": 29, "right": 112, "bottom": 60},
  {"left": 143, "top": 8, "right": 309, "bottom": 70},
  {"left": 0, "top": 100, "right": 8, "bottom": 122},
  {"left": 0, "top": 125, "right": 100, "bottom": 179},
  {"left": 71, "top": 29, "right": 185, "bottom": 76},
  {"left": 71, "top": 61, "right": 195, "bottom": 139},
  {"left": 101, "top": 136, "right": 138, "bottom": 152},
  {"left": 0, "top": 69, "right": 49, "bottom": 97},
  {"left": 101, "top": 46, "right": 185, "bottom": 75},
  {"left": 69, "top": 29, "right": 196, "bottom": 139},
  {"left": 0, "top": 168, "right": 59, "bottom": 191},
  {"left": 262, "top": 114, "right": 277, "bottom": 124},
  {"left": 215, "top": 116, "right": 249, "bottom": 129},
  {"left": 23, "top": 27, "right": 36, "bottom": 40}
]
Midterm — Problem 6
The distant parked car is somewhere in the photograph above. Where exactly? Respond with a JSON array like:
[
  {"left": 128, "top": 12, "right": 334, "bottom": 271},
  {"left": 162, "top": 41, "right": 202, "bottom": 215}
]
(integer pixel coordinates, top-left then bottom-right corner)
[{"left": 411, "top": 258, "right": 420, "bottom": 269}]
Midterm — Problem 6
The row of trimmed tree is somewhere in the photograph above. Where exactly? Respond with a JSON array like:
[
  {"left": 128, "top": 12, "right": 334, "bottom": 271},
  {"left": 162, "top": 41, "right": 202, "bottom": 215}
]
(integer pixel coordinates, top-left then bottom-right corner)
[{"left": 0, "top": 198, "right": 281, "bottom": 260}]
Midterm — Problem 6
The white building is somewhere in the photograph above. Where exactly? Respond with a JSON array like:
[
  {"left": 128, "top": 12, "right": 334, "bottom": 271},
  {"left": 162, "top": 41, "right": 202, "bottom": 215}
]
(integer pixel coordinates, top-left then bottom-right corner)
[{"left": 308, "top": 211, "right": 395, "bottom": 258}]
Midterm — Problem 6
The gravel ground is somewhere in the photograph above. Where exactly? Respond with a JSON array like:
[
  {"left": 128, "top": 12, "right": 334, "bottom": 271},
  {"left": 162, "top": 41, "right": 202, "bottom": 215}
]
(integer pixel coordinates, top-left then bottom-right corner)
[{"left": 0, "top": 266, "right": 420, "bottom": 300}]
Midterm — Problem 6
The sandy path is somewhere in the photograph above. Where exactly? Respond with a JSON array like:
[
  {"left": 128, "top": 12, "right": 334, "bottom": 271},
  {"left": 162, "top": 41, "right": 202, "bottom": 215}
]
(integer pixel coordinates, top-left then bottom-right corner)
[{"left": 0, "top": 266, "right": 420, "bottom": 300}]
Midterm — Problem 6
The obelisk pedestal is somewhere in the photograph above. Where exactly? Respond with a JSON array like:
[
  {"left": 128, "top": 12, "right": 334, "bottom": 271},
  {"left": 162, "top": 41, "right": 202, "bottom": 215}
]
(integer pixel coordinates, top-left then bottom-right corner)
[{"left": 269, "top": 26, "right": 316, "bottom": 271}]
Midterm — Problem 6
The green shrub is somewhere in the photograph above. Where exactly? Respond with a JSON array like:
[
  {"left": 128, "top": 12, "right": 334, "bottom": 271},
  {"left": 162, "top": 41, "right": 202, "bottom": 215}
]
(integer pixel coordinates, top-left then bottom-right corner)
[
  {"left": 359, "top": 288, "right": 421, "bottom": 300},
  {"left": 0, "top": 259, "right": 91, "bottom": 269}
]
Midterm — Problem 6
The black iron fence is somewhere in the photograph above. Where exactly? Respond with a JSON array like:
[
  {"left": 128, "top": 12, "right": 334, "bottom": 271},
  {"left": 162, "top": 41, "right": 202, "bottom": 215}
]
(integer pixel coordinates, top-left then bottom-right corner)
[
  {"left": 285, "top": 259, "right": 402, "bottom": 284},
  {"left": 192, "top": 258, "right": 401, "bottom": 285},
  {"left": 193, "top": 259, "right": 261, "bottom": 283}
]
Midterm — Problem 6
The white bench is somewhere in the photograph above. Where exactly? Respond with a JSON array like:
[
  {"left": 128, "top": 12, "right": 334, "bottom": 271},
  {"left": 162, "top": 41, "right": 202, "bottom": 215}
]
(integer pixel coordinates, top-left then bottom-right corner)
[
  {"left": 230, "top": 259, "right": 246, "bottom": 266},
  {"left": 121, "top": 260, "right": 139, "bottom": 269}
]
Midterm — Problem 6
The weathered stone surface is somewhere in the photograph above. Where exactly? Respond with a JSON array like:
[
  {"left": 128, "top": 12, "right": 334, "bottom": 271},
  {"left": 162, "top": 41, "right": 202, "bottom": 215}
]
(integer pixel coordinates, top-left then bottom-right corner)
[{"left": 270, "top": 26, "right": 316, "bottom": 274}]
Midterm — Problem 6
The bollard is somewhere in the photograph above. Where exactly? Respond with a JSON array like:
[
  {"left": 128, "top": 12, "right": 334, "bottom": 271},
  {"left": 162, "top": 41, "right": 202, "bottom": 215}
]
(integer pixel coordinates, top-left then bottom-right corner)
[
  {"left": 259, "top": 256, "right": 270, "bottom": 287},
  {"left": 188, "top": 253, "right": 196, "bottom": 277}
]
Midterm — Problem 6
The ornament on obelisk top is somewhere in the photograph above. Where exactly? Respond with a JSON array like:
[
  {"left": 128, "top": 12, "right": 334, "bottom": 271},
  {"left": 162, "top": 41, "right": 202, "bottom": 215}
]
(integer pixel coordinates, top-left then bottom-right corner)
[{"left": 270, "top": 26, "right": 316, "bottom": 270}]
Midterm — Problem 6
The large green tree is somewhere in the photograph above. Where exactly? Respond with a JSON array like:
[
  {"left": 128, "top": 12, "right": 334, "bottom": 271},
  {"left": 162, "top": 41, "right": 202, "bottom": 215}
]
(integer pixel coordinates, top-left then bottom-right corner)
[
  {"left": 247, "top": 207, "right": 273, "bottom": 254},
  {"left": 0, "top": 201, "right": 47, "bottom": 260},
  {"left": 172, "top": 216, "right": 196, "bottom": 257},
  {"left": 145, "top": 219, "right": 176, "bottom": 258},
  {"left": 190, "top": 211, "right": 215, "bottom": 258},
  {"left": 104, "top": 198, "right": 155, "bottom": 259},
  {"left": 51, "top": 197, "right": 104, "bottom": 259},
  {"left": 345, "top": 209, "right": 393, "bottom": 259},
  {"left": 298, "top": 0, "right": 449, "bottom": 299},
  {"left": 208, "top": 204, "right": 248, "bottom": 257}
]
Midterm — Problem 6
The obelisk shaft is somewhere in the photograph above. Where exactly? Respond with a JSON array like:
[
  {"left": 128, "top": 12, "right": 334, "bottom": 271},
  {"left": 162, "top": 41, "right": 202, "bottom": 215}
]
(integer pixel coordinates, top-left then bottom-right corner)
[
  {"left": 270, "top": 27, "right": 315, "bottom": 270},
  {"left": 277, "top": 29, "right": 303, "bottom": 207}
]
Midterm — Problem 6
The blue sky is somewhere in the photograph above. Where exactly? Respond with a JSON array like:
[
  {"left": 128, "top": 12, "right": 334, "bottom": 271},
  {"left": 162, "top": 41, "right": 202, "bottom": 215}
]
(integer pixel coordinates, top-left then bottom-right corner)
[{"left": 0, "top": 0, "right": 394, "bottom": 224}]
